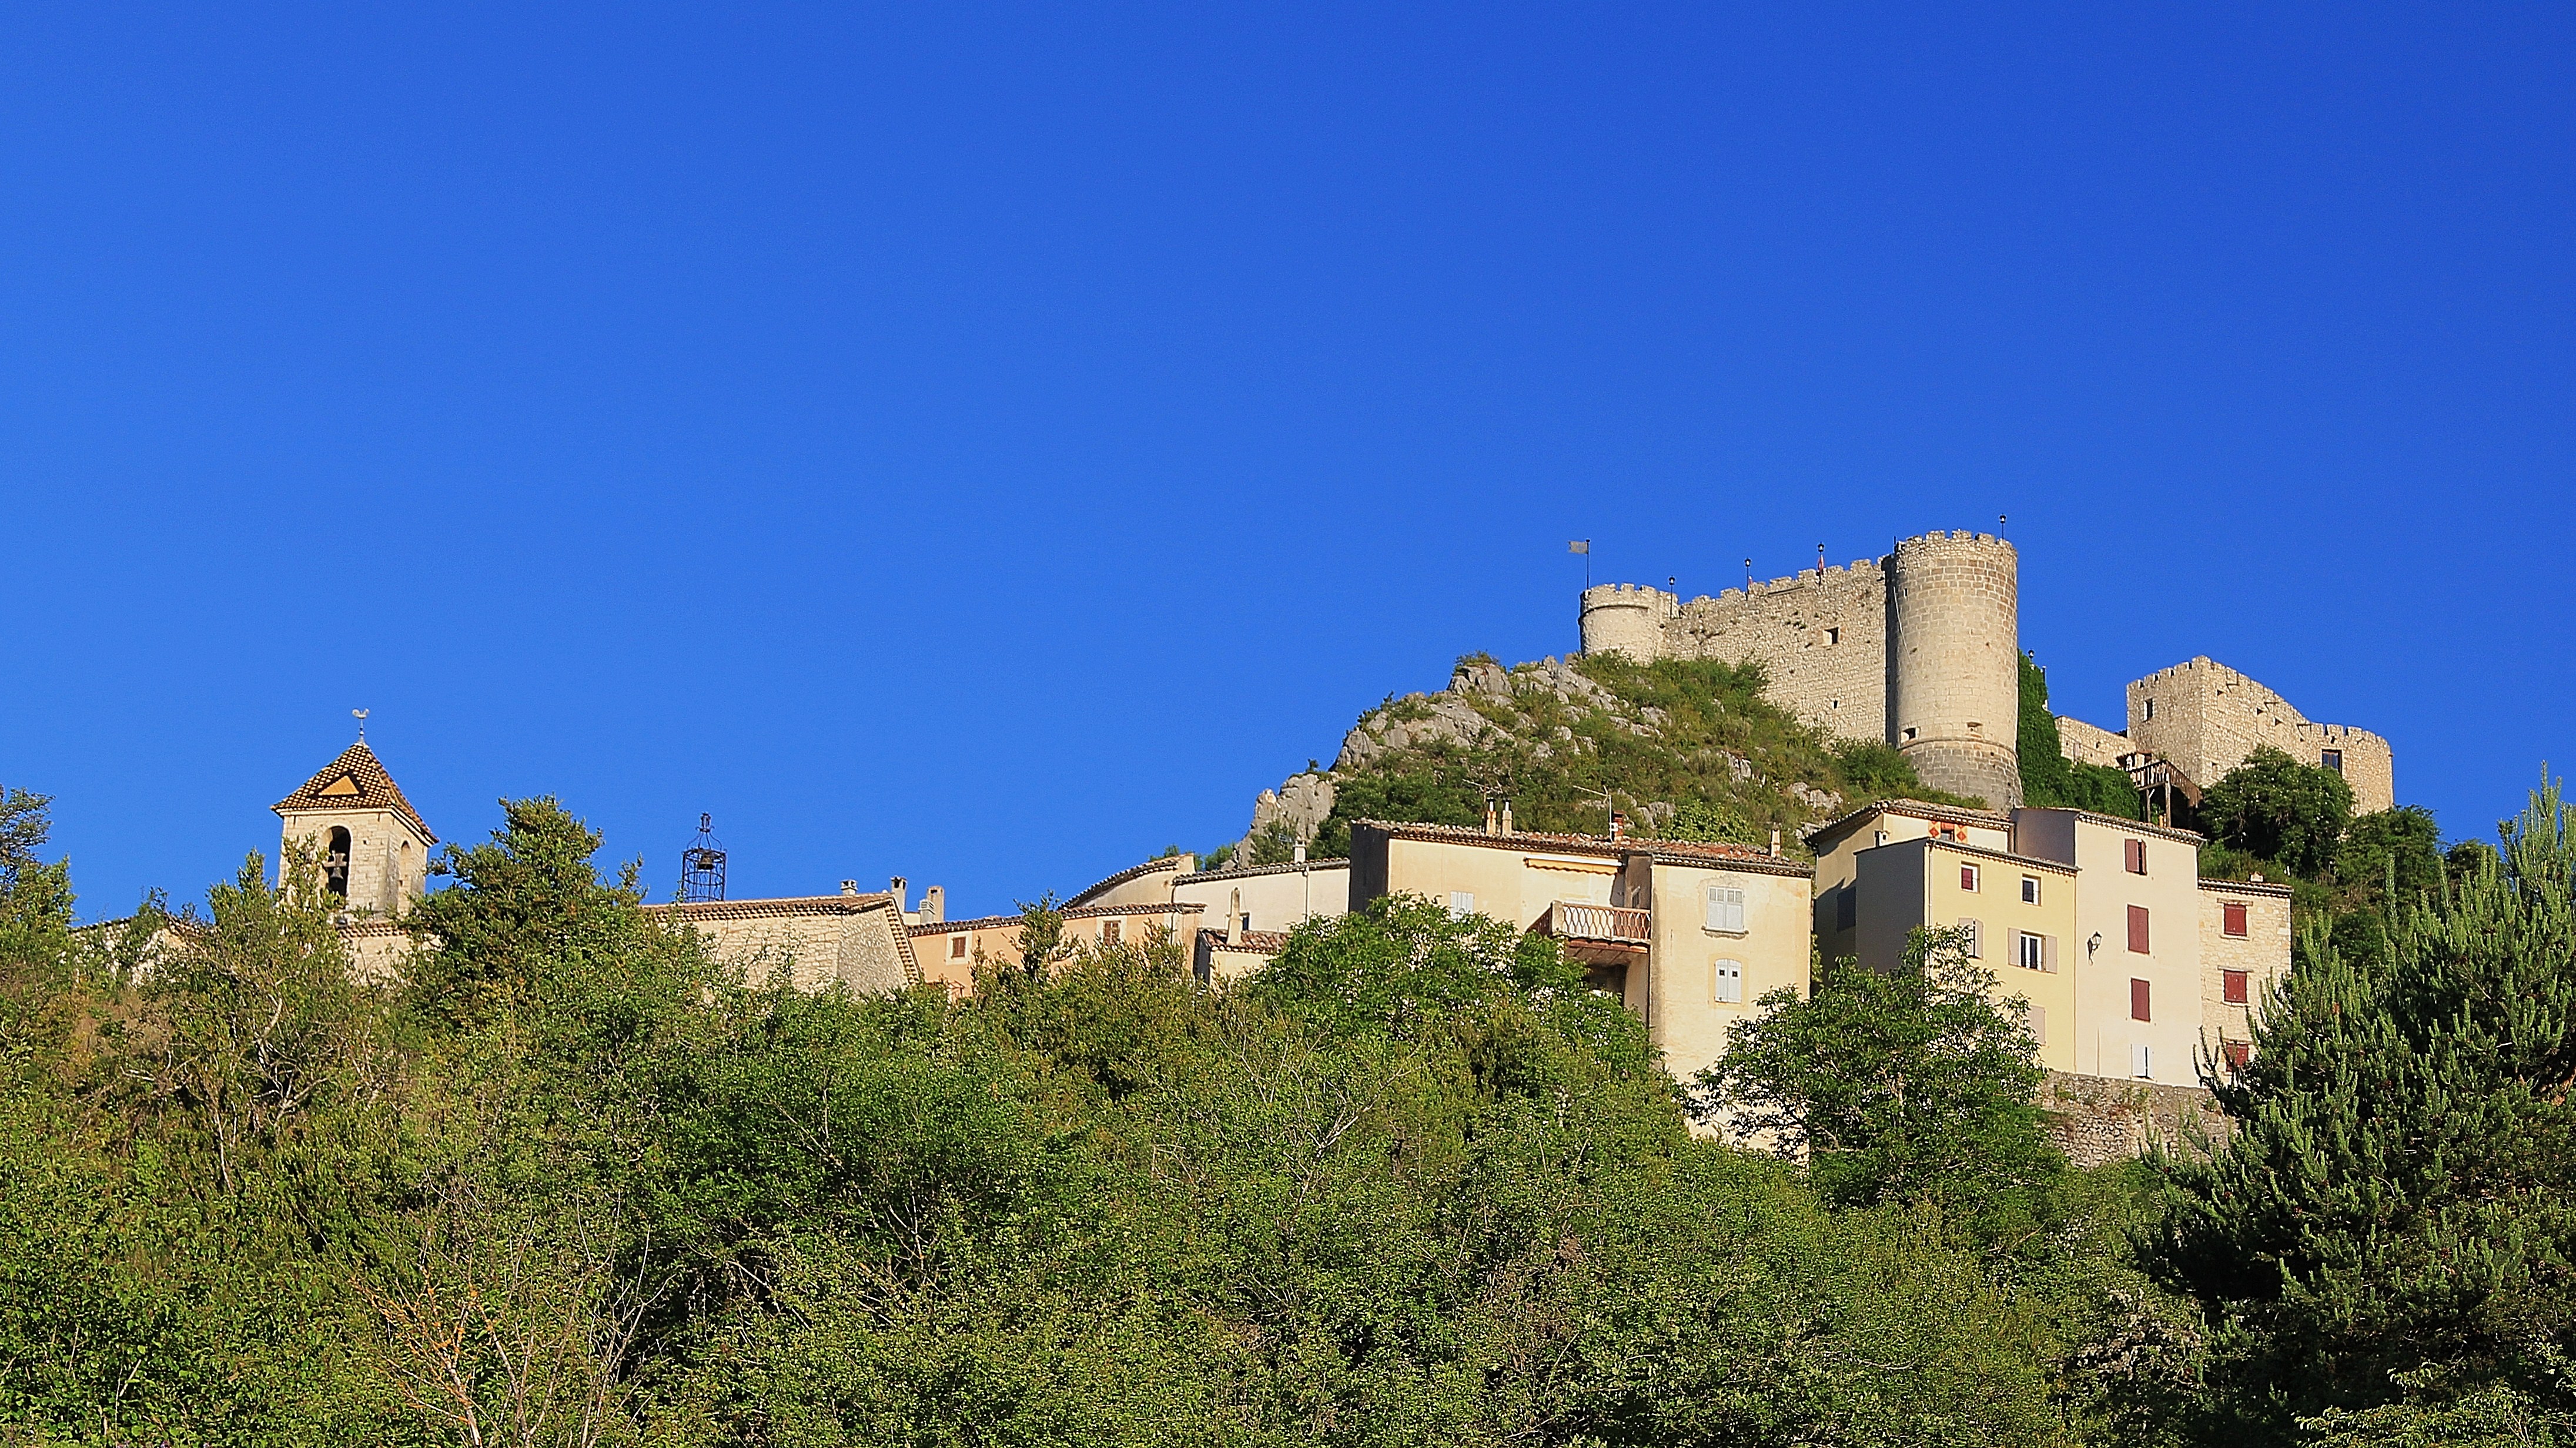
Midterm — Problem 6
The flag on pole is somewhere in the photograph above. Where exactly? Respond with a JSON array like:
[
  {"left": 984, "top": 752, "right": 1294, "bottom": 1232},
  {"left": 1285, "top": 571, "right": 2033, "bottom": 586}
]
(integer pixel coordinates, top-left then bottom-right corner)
[{"left": 1568, "top": 540, "right": 1589, "bottom": 554}]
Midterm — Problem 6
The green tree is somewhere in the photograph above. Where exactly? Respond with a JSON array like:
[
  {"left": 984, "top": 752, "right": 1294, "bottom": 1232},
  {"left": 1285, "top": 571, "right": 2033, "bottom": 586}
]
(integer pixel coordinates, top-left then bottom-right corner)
[
  {"left": 2148, "top": 778, "right": 2576, "bottom": 1442},
  {"left": 2018, "top": 652, "right": 2146, "bottom": 818},
  {"left": 1698, "top": 928, "right": 2065, "bottom": 1238},
  {"left": 2199, "top": 745, "right": 2354, "bottom": 877}
]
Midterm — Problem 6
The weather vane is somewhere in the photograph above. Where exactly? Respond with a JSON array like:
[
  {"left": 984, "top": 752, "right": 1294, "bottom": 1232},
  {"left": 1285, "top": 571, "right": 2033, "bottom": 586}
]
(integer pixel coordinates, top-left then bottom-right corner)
[{"left": 353, "top": 708, "right": 369, "bottom": 741}]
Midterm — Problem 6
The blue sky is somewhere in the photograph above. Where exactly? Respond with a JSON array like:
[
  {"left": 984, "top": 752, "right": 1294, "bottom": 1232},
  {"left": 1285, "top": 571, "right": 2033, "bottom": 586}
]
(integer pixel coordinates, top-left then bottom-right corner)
[{"left": 5, "top": 5, "right": 2570, "bottom": 921}]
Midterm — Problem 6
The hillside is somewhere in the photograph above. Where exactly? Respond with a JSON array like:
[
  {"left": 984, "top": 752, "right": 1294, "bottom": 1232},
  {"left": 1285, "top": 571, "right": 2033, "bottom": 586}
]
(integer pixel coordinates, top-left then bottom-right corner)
[
  {"left": 1220, "top": 651, "right": 1978, "bottom": 867},
  {"left": 1221, "top": 648, "right": 2147, "bottom": 868}
]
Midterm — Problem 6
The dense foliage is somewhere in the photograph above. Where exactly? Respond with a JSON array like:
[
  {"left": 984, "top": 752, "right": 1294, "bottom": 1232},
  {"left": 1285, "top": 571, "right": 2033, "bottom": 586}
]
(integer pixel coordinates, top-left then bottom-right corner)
[
  {"left": 2018, "top": 654, "right": 2147, "bottom": 819},
  {"left": 2149, "top": 780, "right": 2576, "bottom": 1444},
  {"left": 12, "top": 772, "right": 2576, "bottom": 1446},
  {"left": 0, "top": 792, "right": 2202, "bottom": 1446}
]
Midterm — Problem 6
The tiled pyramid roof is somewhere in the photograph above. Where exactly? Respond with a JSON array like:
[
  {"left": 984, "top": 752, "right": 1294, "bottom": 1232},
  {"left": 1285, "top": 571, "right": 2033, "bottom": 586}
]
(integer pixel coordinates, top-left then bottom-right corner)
[{"left": 272, "top": 742, "right": 438, "bottom": 844}]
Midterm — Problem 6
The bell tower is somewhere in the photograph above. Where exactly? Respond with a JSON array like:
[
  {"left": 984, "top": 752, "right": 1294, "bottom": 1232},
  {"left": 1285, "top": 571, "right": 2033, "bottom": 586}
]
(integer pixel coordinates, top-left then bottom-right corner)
[{"left": 272, "top": 737, "right": 437, "bottom": 917}]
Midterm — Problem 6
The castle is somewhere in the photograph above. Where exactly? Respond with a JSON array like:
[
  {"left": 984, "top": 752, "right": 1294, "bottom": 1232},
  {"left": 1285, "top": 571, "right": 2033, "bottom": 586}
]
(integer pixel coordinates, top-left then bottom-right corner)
[{"left": 1578, "top": 529, "right": 2394, "bottom": 813}]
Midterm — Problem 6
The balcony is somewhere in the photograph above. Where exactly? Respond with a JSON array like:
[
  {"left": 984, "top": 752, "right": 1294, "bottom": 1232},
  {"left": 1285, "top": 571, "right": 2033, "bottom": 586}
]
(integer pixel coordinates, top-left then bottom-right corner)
[{"left": 1541, "top": 901, "right": 1651, "bottom": 963}]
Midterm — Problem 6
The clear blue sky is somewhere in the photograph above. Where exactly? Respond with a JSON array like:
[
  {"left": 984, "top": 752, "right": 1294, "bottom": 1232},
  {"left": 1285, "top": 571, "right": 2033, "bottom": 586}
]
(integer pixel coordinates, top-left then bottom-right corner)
[{"left": 6, "top": 5, "right": 2571, "bottom": 922}]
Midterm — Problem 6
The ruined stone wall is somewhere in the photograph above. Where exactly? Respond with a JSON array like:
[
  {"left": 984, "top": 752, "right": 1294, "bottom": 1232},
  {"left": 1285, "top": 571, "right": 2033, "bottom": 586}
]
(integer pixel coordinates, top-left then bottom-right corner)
[
  {"left": 2127, "top": 657, "right": 2394, "bottom": 813},
  {"left": 2055, "top": 715, "right": 2130, "bottom": 769},
  {"left": 1582, "top": 561, "right": 1889, "bottom": 746},
  {"left": 1888, "top": 532, "right": 2022, "bottom": 807},
  {"left": 2044, "top": 1071, "right": 2229, "bottom": 1167}
]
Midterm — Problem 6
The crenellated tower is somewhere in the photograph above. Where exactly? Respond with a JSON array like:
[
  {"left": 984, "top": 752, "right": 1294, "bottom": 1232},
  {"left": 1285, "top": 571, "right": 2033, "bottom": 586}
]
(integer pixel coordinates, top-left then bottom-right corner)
[{"left": 1886, "top": 531, "right": 2020, "bottom": 807}]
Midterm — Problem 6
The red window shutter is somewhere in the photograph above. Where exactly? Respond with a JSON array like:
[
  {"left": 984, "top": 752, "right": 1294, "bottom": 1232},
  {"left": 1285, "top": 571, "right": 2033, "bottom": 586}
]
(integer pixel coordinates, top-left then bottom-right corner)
[
  {"left": 1960, "top": 864, "right": 1976, "bottom": 891},
  {"left": 2131, "top": 977, "right": 2151, "bottom": 1021},
  {"left": 2223, "top": 1042, "right": 2252, "bottom": 1072},
  {"left": 2127, "top": 904, "right": 2150, "bottom": 954},
  {"left": 2223, "top": 969, "right": 2249, "bottom": 1004},
  {"left": 2125, "top": 839, "right": 2146, "bottom": 874},
  {"left": 2223, "top": 902, "right": 2248, "bottom": 937}
]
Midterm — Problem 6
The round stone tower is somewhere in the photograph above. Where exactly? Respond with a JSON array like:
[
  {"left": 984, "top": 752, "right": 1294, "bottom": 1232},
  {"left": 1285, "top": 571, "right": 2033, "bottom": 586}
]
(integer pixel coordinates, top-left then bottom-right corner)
[
  {"left": 1886, "top": 531, "right": 2020, "bottom": 807},
  {"left": 1577, "top": 583, "right": 1675, "bottom": 661}
]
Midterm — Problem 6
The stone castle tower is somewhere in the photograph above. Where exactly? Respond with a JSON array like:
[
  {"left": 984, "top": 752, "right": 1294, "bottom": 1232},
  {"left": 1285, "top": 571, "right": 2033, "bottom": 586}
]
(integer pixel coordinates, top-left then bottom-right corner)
[
  {"left": 1578, "top": 530, "right": 2021, "bottom": 807},
  {"left": 272, "top": 740, "right": 437, "bottom": 917}
]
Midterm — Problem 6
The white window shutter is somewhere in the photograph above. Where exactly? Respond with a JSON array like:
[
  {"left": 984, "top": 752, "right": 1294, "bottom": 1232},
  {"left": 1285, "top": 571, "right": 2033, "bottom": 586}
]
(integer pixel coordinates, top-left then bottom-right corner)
[
  {"left": 2132, "top": 1043, "right": 2153, "bottom": 1079},
  {"left": 1712, "top": 958, "right": 1744, "bottom": 1003},
  {"left": 1450, "top": 892, "right": 1474, "bottom": 918}
]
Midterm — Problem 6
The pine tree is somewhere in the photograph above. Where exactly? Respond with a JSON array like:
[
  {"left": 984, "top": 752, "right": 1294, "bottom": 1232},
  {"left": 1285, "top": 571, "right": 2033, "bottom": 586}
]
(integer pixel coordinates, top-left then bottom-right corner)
[{"left": 2149, "top": 777, "right": 2576, "bottom": 1442}]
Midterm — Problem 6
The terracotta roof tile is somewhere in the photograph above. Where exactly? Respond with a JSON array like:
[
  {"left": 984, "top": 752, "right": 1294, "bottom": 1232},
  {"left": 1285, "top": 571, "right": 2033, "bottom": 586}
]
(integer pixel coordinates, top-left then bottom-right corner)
[
  {"left": 909, "top": 900, "right": 1206, "bottom": 937},
  {"left": 1196, "top": 927, "right": 1289, "bottom": 953},
  {"left": 1357, "top": 820, "right": 1810, "bottom": 876},
  {"left": 1066, "top": 854, "right": 1196, "bottom": 907},
  {"left": 272, "top": 742, "right": 437, "bottom": 844},
  {"left": 1176, "top": 858, "right": 1353, "bottom": 886}
]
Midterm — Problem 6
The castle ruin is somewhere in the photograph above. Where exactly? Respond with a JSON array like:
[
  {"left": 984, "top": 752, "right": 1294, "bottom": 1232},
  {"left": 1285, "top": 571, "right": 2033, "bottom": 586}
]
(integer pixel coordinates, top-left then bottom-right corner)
[
  {"left": 1579, "top": 529, "right": 2393, "bottom": 813},
  {"left": 1580, "top": 531, "right": 2023, "bottom": 807}
]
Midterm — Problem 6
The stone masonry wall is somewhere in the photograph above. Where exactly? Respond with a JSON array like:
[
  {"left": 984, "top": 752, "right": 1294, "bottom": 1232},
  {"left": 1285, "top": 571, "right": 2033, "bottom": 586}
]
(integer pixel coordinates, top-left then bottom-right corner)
[
  {"left": 2055, "top": 714, "right": 2130, "bottom": 769},
  {"left": 2200, "top": 882, "right": 2293, "bottom": 1057},
  {"left": 2127, "top": 657, "right": 2394, "bottom": 813},
  {"left": 1888, "top": 532, "right": 2022, "bottom": 808},
  {"left": 2045, "top": 1071, "right": 2229, "bottom": 1167},
  {"left": 1581, "top": 561, "right": 1889, "bottom": 746}
]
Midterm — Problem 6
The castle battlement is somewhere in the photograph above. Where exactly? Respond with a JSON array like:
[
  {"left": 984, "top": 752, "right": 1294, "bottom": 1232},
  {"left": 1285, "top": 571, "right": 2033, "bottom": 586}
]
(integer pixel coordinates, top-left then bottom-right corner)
[{"left": 2127, "top": 656, "right": 2393, "bottom": 812}]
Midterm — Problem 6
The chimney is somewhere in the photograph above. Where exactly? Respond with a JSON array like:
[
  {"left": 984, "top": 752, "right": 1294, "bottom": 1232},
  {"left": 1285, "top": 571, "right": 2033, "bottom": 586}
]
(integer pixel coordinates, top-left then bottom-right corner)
[
  {"left": 839, "top": 879, "right": 859, "bottom": 897},
  {"left": 1227, "top": 887, "right": 1243, "bottom": 946},
  {"left": 1293, "top": 843, "right": 1306, "bottom": 865},
  {"left": 1769, "top": 829, "right": 1781, "bottom": 857},
  {"left": 1610, "top": 810, "right": 1625, "bottom": 842},
  {"left": 1500, "top": 800, "right": 1514, "bottom": 835},
  {"left": 1485, "top": 799, "right": 1499, "bottom": 836},
  {"left": 921, "top": 884, "right": 944, "bottom": 924}
]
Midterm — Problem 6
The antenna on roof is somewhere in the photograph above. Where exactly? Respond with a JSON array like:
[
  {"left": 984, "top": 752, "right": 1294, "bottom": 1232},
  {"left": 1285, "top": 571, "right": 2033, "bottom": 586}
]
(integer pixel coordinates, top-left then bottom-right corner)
[
  {"left": 680, "top": 813, "right": 727, "bottom": 903},
  {"left": 352, "top": 708, "right": 369, "bottom": 742}
]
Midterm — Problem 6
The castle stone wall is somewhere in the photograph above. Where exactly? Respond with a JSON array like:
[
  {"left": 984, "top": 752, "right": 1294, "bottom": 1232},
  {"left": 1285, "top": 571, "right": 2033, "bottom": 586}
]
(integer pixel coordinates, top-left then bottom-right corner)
[
  {"left": 2127, "top": 657, "right": 2394, "bottom": 813},
  {"left": 1888, "top": 532, "right": 2022, "bottom": 807},
  {"left": 2055, "top": 715, "right": 2130, "bottom": 769},
  {"left": 1582, "top": 562, "right": 1890, "bottom": 746}
]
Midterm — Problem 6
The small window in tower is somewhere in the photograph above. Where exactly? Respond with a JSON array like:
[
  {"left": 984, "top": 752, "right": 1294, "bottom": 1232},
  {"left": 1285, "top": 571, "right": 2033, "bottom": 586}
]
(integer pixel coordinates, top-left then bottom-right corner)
[
  {"left": 2321, "top": 749, "right": 2343, "bottom": 774},
  {"left": 2143, "top": 698, "right": 2156, "bottom": 721},
  {"left": 317, "top": 773, "right": 362, "bottom": 797},
  {"left": 1824, "top": 627, "right": 1839, "bottom": 645},
  {"left": 324, "top": 826, "right": 352, "bottom": 899},
  {"left": 1902, "top": 727, "right": 1918, "bottom": 741},
  {"left": 2223, "top": 968, "right": 2250, "bottom": 1004}
]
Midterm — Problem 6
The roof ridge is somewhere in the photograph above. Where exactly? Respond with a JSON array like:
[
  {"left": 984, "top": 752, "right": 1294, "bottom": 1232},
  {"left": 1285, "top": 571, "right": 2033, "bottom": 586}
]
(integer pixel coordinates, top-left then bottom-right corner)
[{"left": 272, "top": 741, "right": 437, "bottom": 844}]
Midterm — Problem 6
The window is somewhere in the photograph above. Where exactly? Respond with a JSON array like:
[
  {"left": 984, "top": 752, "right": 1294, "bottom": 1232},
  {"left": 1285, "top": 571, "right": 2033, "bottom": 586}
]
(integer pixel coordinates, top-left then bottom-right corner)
[
  {"left": 1873, "top": 830, "right": 1889, "bottom": 847},
  {"left": 2131, "top": 977, "right": 2152, "bottom": 1021},
  {"left": 1100, "top": 919, "right": 1120, "bottom": 947},
  {"left": 2020, "top": 875, "right": 2041, "bottom": 904},
  {"left": 1449, "top": 892, "right": 1474, "bottom": 918},
  {"left": 324, "top": 826, "right": 352, "bottom": 899},
  {"left": 1959, "top": 863, "right": 1980, "bottom": 892},
  {"left": 1960, "top": 919, "right": 1981, "bottom": 957},
  {"left": 2132, "top": 1043, "right": 2155, "bottom": 1080},
  {"left": 949, "top": 935, "right": 967, "bottom": 960},
  {"left": 2127, "top": 904, "right": 2151, "bottom": 954},
  {"left": 2124, "top": 839, "right": 2147, "bottom": 874},
  {"left": 2144, "top": 698, "right": 2155, "bottom": 721},
  {"left": 1824, "top": 627, "right": 1839, "bottom": 645},
  {"left": 2222, "top": 1041, "right": 2252, "bottom": 1073},
  {"left": 2321, "top": 749, "right": 2343, "bottom": 775},
  {"left": 1835, "top": 887, "right": 1856, "bottom": 931},
  {"left": 2222, "top": 901, "right": 2249, "bottom": 937},
  {"left": 2223, "top": 969, "right": 2250, "bottom": 1004},
  {"left": 2018, "top": 931, "right": 2048, "bottom": 971},
  {"left": 1712, "top": 958, "right": 1744, "bottom": 1004},
  {"left": 1704, "top": 885, "right": 1746, "bottom": 933}
]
